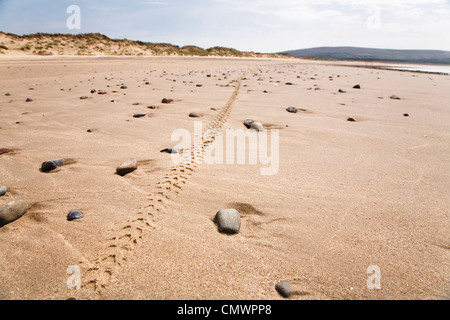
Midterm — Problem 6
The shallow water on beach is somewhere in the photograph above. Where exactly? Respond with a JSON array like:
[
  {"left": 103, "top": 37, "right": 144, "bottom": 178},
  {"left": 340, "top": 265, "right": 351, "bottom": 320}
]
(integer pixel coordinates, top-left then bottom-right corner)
[{"left": 386, "top": 64, "right": 450, "bottom": 74}]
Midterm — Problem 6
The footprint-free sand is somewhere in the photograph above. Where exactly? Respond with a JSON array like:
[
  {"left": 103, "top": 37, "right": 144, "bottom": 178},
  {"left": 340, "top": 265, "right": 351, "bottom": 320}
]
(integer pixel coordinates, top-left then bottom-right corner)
[{"left": 0, "top": 56, "right": 449, "bottom": 300}]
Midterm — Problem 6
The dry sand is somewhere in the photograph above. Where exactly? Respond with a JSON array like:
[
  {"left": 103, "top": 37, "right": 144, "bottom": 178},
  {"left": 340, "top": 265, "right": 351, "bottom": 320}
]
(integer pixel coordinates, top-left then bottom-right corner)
[{"left": 0, "top": 56, "right": 449, "bottom": 300}]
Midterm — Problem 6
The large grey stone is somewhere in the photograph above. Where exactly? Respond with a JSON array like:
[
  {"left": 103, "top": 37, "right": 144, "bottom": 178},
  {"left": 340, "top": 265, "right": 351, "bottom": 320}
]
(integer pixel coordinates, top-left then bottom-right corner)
[
  {"left": 0, "top": 186, "right": 6, "bottom": 196},
  {"left": 214, "top": 209, "right": 241, "bottom": 234},
  {"left": 0, "top": 200, "right": 28, "bottom": 227}
]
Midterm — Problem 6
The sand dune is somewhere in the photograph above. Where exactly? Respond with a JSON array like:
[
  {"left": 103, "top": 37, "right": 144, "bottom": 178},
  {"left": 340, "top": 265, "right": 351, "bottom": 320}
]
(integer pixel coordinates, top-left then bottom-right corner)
[{"left": 0, "top": 55, "right": 449, "bottom": 300}]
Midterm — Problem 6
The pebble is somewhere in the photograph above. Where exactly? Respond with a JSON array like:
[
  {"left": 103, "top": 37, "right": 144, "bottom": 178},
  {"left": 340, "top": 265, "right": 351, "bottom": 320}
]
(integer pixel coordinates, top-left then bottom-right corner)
[
  {"left": 275, "top": 281, "right": 291, "bottom": 298},
  {"left": 90, "top": 89, "right": 97, "bottom": 94},
  {"left": 80, "top": 96, "right": 88, "bottom": 100},
  {"left": 0, "top": 148, "right": 12, "bottom": 155},
  {"left": 41, "top": 159, "right": 64, "bottom": 172},
  {"left": 243, "top": 119, "right": 254, "bottom": 129},
  {"left": 189, "top": 112, "right": 200, "bottom": 118},
  {"left": 353, "top": 84, "right": 361, "bottom": 89},
  {"left": 214, "top": 209, "right": 241, "bottom": 234},
  {"left": 286, "top": 107, "right": 298, "bottom": 113},
  {"left": 347, "top": 117, "right": 356, "bottom": 122},
  {"left": 0, "top": 200, "right": 28, "bottom": 228},
  {"left": 97, "top": 90, "right": 107, "bottom": 95},
  {"left": 338, "top": 89, "right": 346, "bottom": 93},
  {"left": 133, "top": 112, "right": 147, "bottom": 118},
  {"left": 250, "top": 122, "right": 265, "bottom": 132},
  {"left": 0, "top": 186, "right": 6, "bottom": 197},
  {"left": 161, "top": 98, "right": 174, "bottom": 104},
  {"left": 403, "top": 113, "right": 409, "bottom": 117},
  {"left": 25, "top": 98, "right": 33, "bottom": 102},
  {"left": 120, "top": 85, "right": 128, "bottom": 89},
  {"left": 67, "top": 210, "right": 83, "bottom": 221},
  {"left": 160, "top": 148, "right": 179, "bottom": 154},
  {"left": 390, "top": 95, "right": 401, "bottom": 100},
  {"left": 116, "top": 158, "right": 138, "bottom": 176}
]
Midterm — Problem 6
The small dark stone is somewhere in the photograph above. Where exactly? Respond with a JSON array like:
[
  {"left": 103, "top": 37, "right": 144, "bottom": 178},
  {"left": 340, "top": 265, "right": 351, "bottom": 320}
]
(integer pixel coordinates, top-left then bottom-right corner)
[
  {"left": 80, "top": 96, "right": 88, "bottom": 100},
  {"left": 97, "top": 90, "right": 107, "bottom": 95},
  {"left": 133, "top": 112, "right": 147, "bottom": 118},
  {"left": 196, "top": 84, "right": 203, "bottom": 87},
  {"left": 275, "top": 281, "right": 291, "bottom": 298},
  {"left": 67, "top": 210, "right": 83, "bottom": 221},
  {"left": 285, "top": 82, "right": 293, "bottom": 85},
  {"left": 403, "top": 113, "right": 409, "bottom": 117},
  {"left": 41, "top": 159, "right": 64, "bottom": 172},
  {"left": 390, "top": 95, "right": 401, "bottom": 100},
  {"left": 116, "top": 159, "right": 138, "bottom": 176},
  {"left": 161, "top": 98, "right": 174, "bottom": 104},
  {"left": 243, "top": 119, "right": 254, "bottom": 129},
  {"left": 87, "top": 129, "right": 94, "bottom": 133},
  {"left": 160, "top": 148, "right": 179, "bottom": 154},
  {"left": 120, "top": 85, "right": 128, "bottom": 89},
  {"left": 25, "top": 98, "right": 33, "bottom": 102},
  {"left": 338, "top": 89, "right": 346, "bottom": 93},
  {"left": 0, "top": 148, "right": 12, "bottom": 155},
  {"left": 90, "top": 89, "right": 97, "bottom": 94},
  {"left": 189, "top": 112, "right": 200, "bottom": 118},
  {"left": 286, "top": 107, "right": 298, "bottom": 113},
  {"left": 353, "top": 84, "right": 361, "bottom": 89},
  {"left": 347, "top": 117, "right": 356, "bottom": 122},
  {"left": 5, "top": 93, "right": 11, "bottom": 96}
]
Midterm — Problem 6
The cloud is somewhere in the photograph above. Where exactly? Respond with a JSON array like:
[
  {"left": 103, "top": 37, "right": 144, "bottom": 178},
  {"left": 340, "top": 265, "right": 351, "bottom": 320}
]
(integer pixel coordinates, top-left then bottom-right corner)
[{"left": 143, "top": 1, "right": 169, "bottom": 5}]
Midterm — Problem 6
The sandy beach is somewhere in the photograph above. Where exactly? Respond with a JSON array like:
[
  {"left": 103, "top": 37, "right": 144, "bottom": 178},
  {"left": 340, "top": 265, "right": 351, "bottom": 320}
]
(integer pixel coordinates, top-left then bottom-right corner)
[{"left": 0, "top": 56, "right": 449, "bottom": 300}]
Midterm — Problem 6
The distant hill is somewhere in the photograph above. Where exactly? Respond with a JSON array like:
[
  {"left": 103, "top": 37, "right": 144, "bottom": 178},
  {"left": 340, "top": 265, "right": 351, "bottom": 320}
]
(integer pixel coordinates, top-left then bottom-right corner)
[
  {"left": 284, "top": 47, "right": 450, "bottom": 65},
  {"left": 0, "top": 31, "right": 291, "bottom": 58}
]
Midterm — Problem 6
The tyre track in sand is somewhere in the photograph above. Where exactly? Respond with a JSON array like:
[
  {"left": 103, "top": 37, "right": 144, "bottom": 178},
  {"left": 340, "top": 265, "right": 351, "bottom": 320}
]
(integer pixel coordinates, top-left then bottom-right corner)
[{"left": 78, "top": 74, "right": 245, "bottom": 298}]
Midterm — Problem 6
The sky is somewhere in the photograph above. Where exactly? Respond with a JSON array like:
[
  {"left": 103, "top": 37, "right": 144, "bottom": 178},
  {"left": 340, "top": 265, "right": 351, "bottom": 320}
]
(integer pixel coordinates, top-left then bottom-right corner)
[{"left": 0, "top": 0, "right": 449, "bottom": 53}]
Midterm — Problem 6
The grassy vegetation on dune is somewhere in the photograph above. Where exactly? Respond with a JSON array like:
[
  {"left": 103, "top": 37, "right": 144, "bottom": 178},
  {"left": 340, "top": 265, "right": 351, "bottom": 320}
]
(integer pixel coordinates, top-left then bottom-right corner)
[{"left": 0, "top": 31, "right": 291, "bottom": 58}]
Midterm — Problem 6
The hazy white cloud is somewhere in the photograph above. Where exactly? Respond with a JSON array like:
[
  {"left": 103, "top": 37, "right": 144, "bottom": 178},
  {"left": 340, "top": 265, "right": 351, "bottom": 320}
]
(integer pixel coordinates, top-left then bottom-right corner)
[
  {"left": 143, "top": 1, "right": 169, "bottom": 5},
  {"left": 0, "top": 0, "right": 449, "bottom": 52}
]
